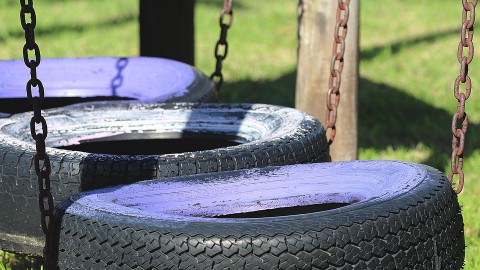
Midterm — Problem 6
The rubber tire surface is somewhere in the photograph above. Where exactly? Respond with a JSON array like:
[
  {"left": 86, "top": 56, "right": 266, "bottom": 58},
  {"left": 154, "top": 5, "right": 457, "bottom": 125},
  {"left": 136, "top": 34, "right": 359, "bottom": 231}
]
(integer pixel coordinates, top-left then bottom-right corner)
[
  {"left": 0, "top": 57, "right": 216, "bottom": 114},
  {"left": 0, "top": 103, "right": 328, "bottom": 255},
  {"left": 55, "top": 161, "right": 464, "bottom": 270}
]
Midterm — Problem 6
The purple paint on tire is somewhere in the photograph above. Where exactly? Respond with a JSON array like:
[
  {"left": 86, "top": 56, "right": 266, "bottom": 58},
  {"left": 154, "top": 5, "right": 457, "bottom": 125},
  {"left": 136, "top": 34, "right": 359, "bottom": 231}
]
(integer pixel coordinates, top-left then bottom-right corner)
[
  {"left": 70, "top": 161, "right": 423, "bottom": 221},
  {"left": 0, "top": 57, "right": 216, "bottom": 114}
]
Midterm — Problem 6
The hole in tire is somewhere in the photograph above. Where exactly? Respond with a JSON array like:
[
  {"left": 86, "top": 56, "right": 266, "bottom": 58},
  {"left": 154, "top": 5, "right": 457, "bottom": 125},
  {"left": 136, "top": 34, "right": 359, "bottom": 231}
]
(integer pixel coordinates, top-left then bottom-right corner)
[
  {"left": 57, "top": 133, "right": 241, "bottom": 155},
  {"left": 0, "top": 96, "right": 134, "bottom": 114},
  {"left": 214, "top": 203, "right": 354, "bottom": 218}
]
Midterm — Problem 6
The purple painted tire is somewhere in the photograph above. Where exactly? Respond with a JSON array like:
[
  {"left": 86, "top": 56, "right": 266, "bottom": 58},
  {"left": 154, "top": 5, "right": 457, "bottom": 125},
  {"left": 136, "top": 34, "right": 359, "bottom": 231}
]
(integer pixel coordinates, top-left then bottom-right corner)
[
  {"left": 0, "top": 57, "right": 216, "bottom": 114},
  {"left": 54, "top": 160, "right": 464, "bottom": 269},
  {"left": 0, "top": 102, "right": 328, "bottom": 255}
]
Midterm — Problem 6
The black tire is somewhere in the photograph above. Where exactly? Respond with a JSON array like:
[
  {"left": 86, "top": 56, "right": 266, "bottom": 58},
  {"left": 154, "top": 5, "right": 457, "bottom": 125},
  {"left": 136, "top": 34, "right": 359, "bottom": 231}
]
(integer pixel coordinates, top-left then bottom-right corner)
[
  {"left": 0, "top": 57, "right": 216, "bottom": 114},
  {"left": 0, "top": 103, "right": 328, "bottom": 255},
  {"left": 55, "top": 161, "right": 464, "bottom": 270}
]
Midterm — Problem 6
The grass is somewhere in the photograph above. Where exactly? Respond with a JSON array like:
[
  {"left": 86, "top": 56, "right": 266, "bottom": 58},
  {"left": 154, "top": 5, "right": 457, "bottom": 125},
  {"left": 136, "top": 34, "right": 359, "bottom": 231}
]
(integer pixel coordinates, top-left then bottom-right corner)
[
  {"left": 0, "top": 251, "right": 42, "bottom": 270},
  {"left": 0, "top": 0, "right": 479, "bottom": 269}
]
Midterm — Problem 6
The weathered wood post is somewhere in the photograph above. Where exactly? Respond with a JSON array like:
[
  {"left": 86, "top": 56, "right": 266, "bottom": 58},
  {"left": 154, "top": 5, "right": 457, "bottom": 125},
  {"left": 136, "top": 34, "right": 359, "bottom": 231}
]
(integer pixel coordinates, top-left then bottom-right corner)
[
  {"left": 139, "top": 0, "right": 196, "bottom": 65},
  {"left": 296, "top": 0, "right": 359, "bottom": 161}
]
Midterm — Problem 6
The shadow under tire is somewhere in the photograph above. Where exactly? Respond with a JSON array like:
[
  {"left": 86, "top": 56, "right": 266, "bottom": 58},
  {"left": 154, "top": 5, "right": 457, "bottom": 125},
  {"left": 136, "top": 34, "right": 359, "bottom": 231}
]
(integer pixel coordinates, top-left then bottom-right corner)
[
  {"left": 55, "top": 161, "right": 464, "bottom": 270},
  {"left": 0, "top": 102, "right": 328, "bottom": 255}
]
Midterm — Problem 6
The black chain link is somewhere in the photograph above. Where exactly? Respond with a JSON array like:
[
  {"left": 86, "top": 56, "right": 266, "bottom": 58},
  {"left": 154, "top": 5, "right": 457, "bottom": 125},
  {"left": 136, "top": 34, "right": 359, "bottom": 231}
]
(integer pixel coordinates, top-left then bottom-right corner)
[
  {"left": 210, "top": 0, "right": 233, "bottom": 91},
  {"left": 19, "top": 0, "right": 56, "bottom": 268},
  {"left": 449, "top": 0, "right": 477, "bottom": 194}
]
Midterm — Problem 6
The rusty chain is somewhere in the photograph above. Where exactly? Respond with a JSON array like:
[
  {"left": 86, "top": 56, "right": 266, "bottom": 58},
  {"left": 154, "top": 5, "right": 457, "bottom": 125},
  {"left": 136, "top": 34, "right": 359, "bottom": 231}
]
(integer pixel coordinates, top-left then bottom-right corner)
[
  {"left": 325, "top": 0, "right": 350, "bottom": 145},
  {"left": 19, "top": 0, "right": 56, "bottom": 268},
  {"left": 449, "top": 0, "right": 477, "bottom": 194},
  {"left": 210, "top": 0, "right": 233, "bottom": 91}
]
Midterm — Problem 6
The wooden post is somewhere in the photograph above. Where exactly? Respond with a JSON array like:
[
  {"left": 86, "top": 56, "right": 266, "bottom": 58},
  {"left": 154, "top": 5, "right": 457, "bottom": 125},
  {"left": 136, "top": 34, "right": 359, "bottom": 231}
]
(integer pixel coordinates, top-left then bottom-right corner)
[
  {"left": 296, "top": 0, "right": 359, "bottom": 161},
  {"left": 139, "top": 0, "right": 195, "bottom": 65}
]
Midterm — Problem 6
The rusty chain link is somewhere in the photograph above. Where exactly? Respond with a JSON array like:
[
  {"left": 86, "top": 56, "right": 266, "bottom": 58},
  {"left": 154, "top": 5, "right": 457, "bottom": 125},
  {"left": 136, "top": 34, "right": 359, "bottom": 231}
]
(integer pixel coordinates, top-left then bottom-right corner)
[
  {"left": 449, "top": 0, "right": 477, "bottom": 194},
  {"left": 210, "top": 0, "right": 233, "bottom": 91},
  {"left": 19, "top": 0, "right": 56, "bottom": 268},
  {"left": 325, "top": 0, "right": 350, "bottom": 145}
]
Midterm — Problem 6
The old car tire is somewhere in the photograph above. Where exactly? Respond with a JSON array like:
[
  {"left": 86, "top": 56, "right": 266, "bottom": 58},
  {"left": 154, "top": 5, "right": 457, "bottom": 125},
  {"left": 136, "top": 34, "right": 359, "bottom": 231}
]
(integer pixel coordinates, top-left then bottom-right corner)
[
  {"left": 0, "top": 102, "right": 328, "bottom": 254},
  {"left": 0, "top": 57, "right": 216, "bottom": 114},
  {"left": 54, "top": 161, "right": 464, "bottom": 270}
]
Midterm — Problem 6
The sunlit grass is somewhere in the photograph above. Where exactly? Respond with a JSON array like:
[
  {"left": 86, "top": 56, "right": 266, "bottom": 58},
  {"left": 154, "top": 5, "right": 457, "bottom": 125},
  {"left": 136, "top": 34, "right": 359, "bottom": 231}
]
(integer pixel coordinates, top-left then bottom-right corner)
[{"left": 0, "top": 0, "right": 478, "bottom": 269}]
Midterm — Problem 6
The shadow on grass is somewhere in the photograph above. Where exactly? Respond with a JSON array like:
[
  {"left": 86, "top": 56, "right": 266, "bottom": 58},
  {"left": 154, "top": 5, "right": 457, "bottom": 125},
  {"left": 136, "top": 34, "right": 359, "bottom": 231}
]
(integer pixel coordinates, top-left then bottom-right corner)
[
  {"left": 0, "top": 250, "right": 42, "bottom": 270},
  {"left": 219, "top": 71, "right": 297, "bottom": 107},
  {"left": 359, "top": 78, "right": 479, "bottom": 170},
  {"left": 361, "top": 27, "right": 458, "bottom": 61},
  {"left": 219, "top": 70, "right": 479, "bottom": 171}
]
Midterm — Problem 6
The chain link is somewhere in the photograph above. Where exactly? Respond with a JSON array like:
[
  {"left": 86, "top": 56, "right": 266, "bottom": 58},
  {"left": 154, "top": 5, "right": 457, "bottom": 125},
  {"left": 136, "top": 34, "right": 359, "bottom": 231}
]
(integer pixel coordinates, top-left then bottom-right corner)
[
  {"left": 325, "top": 0, "right": 350, "bottom": 145},
  {"left": 19, "top": 0, "right": 56, "bottom": 268},
  {"left": 449, "top": 0, "right": 477, "bottom": 194},
  {"left": 210, "top": 0, "right": 233, "bottom": 91}
]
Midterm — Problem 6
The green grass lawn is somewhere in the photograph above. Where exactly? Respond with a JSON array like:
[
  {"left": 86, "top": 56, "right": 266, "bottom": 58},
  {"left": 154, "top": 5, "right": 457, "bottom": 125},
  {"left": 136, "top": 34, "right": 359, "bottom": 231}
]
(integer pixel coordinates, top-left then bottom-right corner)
[{"left": 1, "top": 0, "right": 479, "bottom": 269}]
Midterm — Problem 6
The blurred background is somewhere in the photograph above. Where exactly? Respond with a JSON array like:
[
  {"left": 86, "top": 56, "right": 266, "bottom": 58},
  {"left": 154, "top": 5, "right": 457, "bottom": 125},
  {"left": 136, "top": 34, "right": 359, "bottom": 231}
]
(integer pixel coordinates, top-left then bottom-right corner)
[{"left": 0, "top": 0, "right": 478, "bottom": 269}]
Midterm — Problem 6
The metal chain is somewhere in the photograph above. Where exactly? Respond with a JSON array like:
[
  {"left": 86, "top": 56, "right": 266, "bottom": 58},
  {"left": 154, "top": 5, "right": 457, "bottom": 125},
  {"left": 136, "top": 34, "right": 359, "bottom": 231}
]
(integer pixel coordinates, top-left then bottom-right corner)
[
  {"left": 449, "top": 0, "right": 477, "bottom": 194},
  {"left": 210, "top": 0, "right": 233, "bottom": 91},
  {"left": 19, "top": 0, "right": 56, "bottom": 268},
  {"left": 325, "top": 0, "right": 350, "bottom": 145}
]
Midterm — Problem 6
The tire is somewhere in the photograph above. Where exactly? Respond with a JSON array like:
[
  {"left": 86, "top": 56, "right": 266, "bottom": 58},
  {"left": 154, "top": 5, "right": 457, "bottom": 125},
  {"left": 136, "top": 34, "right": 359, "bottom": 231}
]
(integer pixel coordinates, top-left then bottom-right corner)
[
  {"left": 0, "top": 57, "right": 216, "bottom": 114},
  {"left": 55, "top": 161, "right": 464, "bottom": 270},
  {"left": 0, "top": 102, "right": 328, "bottom": 255}
]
